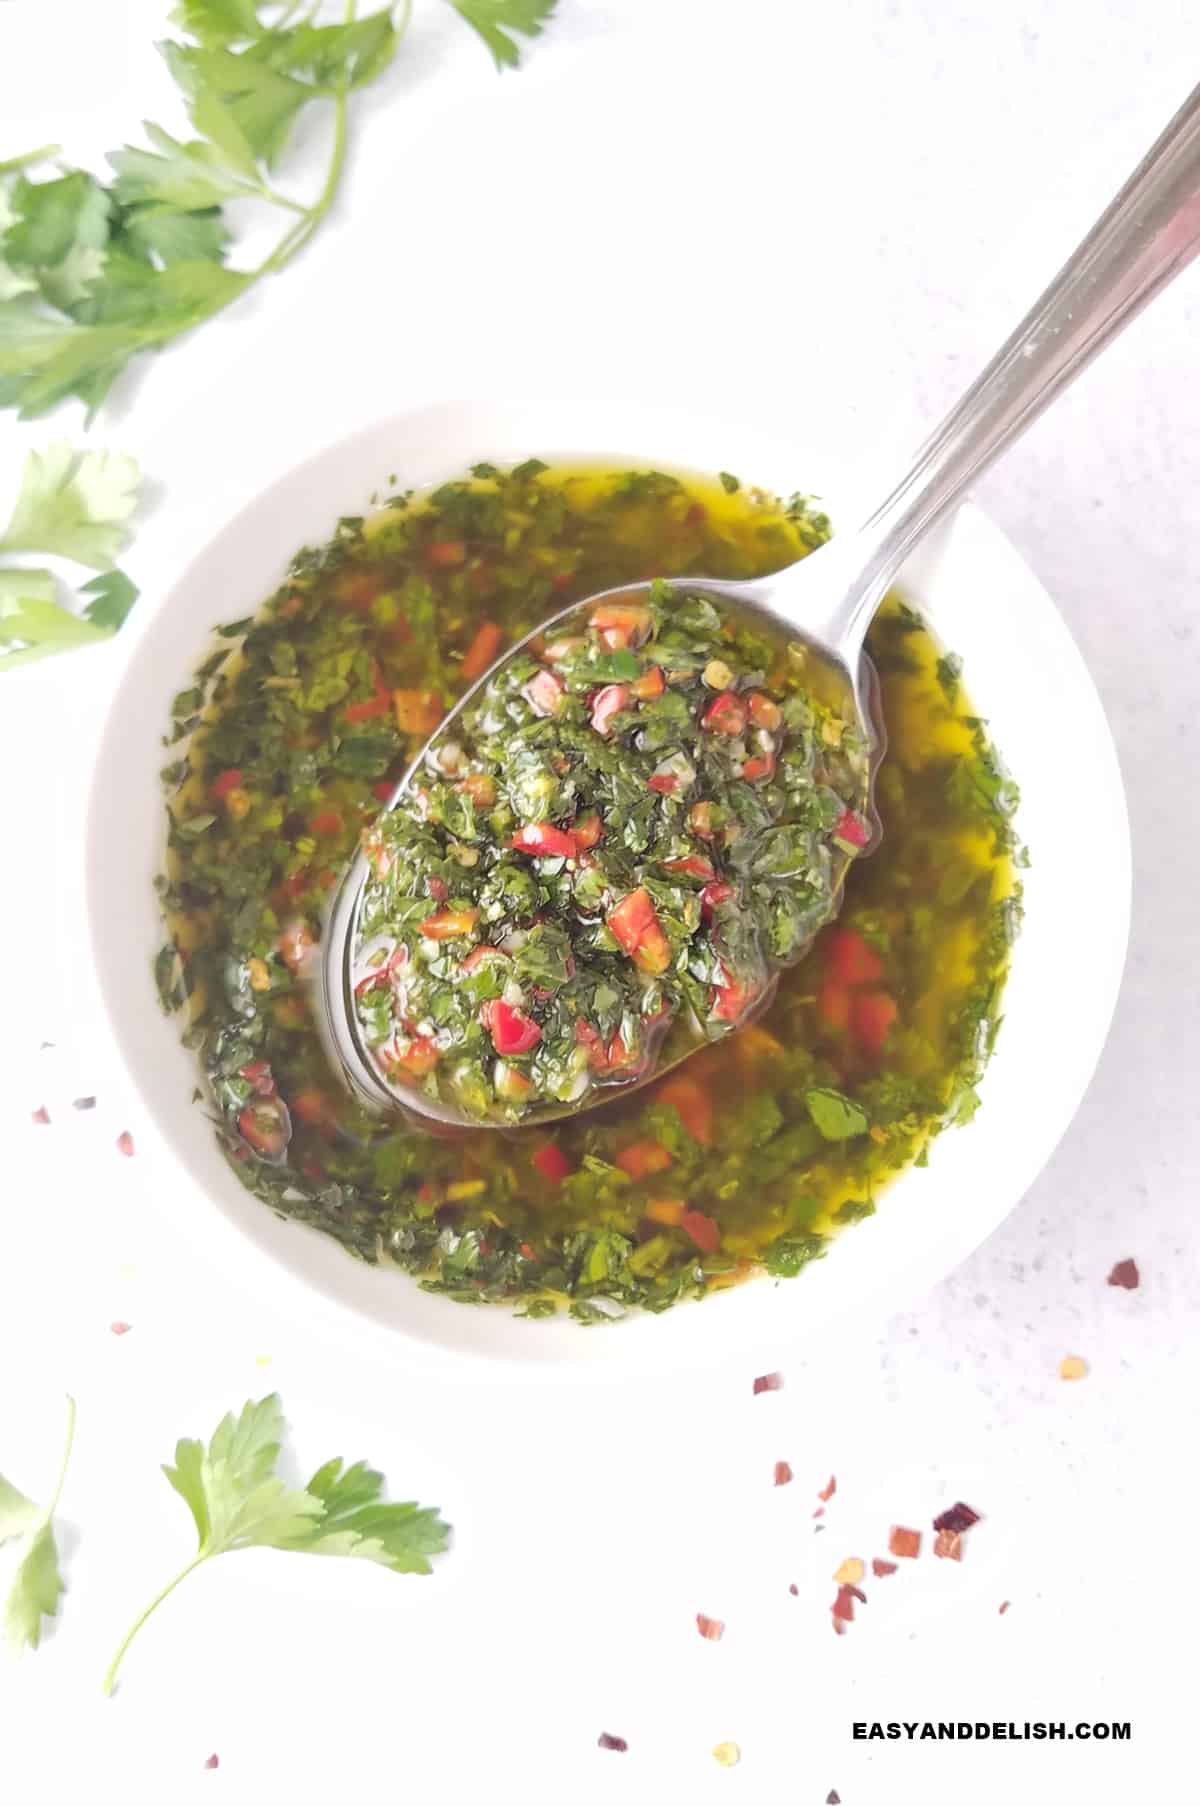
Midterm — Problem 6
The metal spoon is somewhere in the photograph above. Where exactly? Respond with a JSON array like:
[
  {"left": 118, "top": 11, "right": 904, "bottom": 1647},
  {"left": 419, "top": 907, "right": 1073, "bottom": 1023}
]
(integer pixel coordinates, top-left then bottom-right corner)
[{"left": 318, "top": 79, "right": 1200, "bottom": 1128}]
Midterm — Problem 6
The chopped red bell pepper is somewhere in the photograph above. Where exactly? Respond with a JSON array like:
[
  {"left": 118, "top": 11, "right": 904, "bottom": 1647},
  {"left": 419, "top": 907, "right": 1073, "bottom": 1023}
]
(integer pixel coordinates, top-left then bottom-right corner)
[
  {"left": 616, "top": 1139, "right": 673, "bottom": 1179},
  {"left": 661, "top": 856, "right": 717, "bottom": 881},
  {"left": 647, "top": 772, "right": 680, "bottom": 795},
  {"left": 426, "top": 539, "right": 467, "bottom": 568},
  {"left": 589, "top": 602, "right": 653, "bottom": 650},
  {"left": 461, "top": 944, "right": 510, "bottom": 973},
  {"left": 392, "top": 689, "right": 444, "bottom": 735},
  {"left": 345, "top": 667, "right": 393, "bottom": 722},
  {"left": 711, "top": 963, "right": 752, "bottom": 1022},
  {"left": 656, "top": 1075, "right": 713, "bottom": 1144},
  {"left": 511, "top": 822, "right": 578, "bottom": 858},
  {"left": 483, "top": 999, "right": 542, "bottom": 1055},
  {"left": 461, "top": 619, "right": 504, "bottom": 682},
  {"left": 238, "top": 1100, "right": 290, "bottom": 1159},
  {"left": 607, "top": 887, "right": 671, "bottom": 974},
  {"left": 572, "top": 811, "right": 604, "bottom": 849},
  {"left": 632, "top": 665, "right": 665, "bottom": 700},
  {"left": 700, "top": 880, "right": 735, "bottom": 921},
  {"left": 310, "top": 809, "right": 342, "bottom": 837},
  {"left": 852, "top": 989, "right": 897, "bottom": 1056},
  {"left": 590, "top": 683, "right": 630, "bottom": 737},
  {"left": 373, "top": 779, "right": 395, "bottom": 802},
  {"left": 747, "top": 691, "right": 783, "bottom": 730},
  {"left": 827, "top": 928, "right": 884, "bottom": 985},
  {"left": 817, "top": 981, "right": 851, "bottom": 1033},
  {"left": 680, "top": 1209, "right": 721, "bottom": 1253},
  {"left": 702, "top": 691, "right": 748, "bottom": 736},
  {"left": 832, "top": 808, "right": 870, "bottom": 851},
  {"left": 238, "top": 1060, "right": 276, "bottom": 1097},
  {"left": 742, "top": 750, "right": 777, "bottom": 782},
  {"left": 210, "top": 767, "right": 244, "bottom": 801},
  {"left": 383, "top": 1036, "right": 440, "bottom": 1077},
  {"left": 419, "top": 907, "right": 480, "bottom": 940},
  {"left": 458, "top": 771, "right": 497, "bottom": 807},
  {"left": 532, "top": 1143, "right": 572, "bottom": 1183}
]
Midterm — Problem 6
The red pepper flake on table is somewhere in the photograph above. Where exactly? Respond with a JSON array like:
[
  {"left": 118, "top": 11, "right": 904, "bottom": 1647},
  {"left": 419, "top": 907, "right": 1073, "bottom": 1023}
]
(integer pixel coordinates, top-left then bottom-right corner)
[
  {"left": 1107, "top": 1257, "right": 1140, "bottom": 1290},
  {"left": 116, "top": 1130, "right": 135, "bottom": 1157},
  {"left": 774, "top": 1461, "right": 794, "bottom": 1486},
  {"left": 826, "top": 1792, "right": 842, "bottom": 1805},
  {"left": 753, "top": 1372, "right": 783, "bottom": 1396},
  {"left": 204, "top": 1754, "right": 219, "bottom": 1770},
  {"left": 999, "top": 1600, "right": 1011, "bottom": 1615},
  {"left": 696, "top": 1612, "right": 725, "bottom": 1641},
  {"left": 597, "top": 1732, "right": 628, "bottom": 1753},
  {"left": 817, "top": 1474, "right": 836, "bottom": 1501},
  {"left": 888, "top": 1526, "right": 921, "bottom": 1559},
  {"left": 932, "top": 1501, "right": 981, "bottom": 1534},
  {"left": 871, "top": 1558, "right": 897, "bottom": 1578},
  {"left": 934, "top": 1529, "right": 964, "bottom": 1561},
  {"left": 109, "top": 1321, "right": 132, "bottom": 1337},
  {"left": 31, "top": 1105, "right": 50, "bottom": 1125}
]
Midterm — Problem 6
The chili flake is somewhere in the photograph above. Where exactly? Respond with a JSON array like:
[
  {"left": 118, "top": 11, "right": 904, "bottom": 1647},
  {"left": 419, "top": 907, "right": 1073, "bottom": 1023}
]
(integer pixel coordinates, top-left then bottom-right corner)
[
  {"left": 932, "top": 1502, "right": 980, "bottom": 1534},
  {"left": 597, "top": 1732, "right": 628, "bottom": 1753},
  {"left": 753, "top": 1372, "right": 782, "bottom": 1396},
  {"left": 109, "top": 1321, "right": 132, "bottom": 1337},
  {"left": 1059, "top": 1354, "right": 1089, "bottom": 1381},
  {"left": 1107, "top": 1258, "right": 1140, "bottom": 1290},
  {"left": 933, "top": 1529, "right": 964, "bottom": 1561},
  {"left": 871, "top": 1558, "right": 897, "bottom": 1578},
  {"left": 696, "top": 1613, "right": 725, "bottom": 1641},
  {"left": 888, "top": 1526, "right": 921, "bottom": 1559},
  {"left": 774, "top": 1461, "right": 794, "bottom": 1487},
  {"left": 116, "top": 1130, "right": 135, "bottom": 1157},
  {"left": 31, "top": 1106, "right": 50, "bottom": 1125},
  {"left": 833, "top": 1558, "right": 865, "bottom": 1585},
  {"left": 817, "top": 1474, "right": 836, "bottom": 1501}
]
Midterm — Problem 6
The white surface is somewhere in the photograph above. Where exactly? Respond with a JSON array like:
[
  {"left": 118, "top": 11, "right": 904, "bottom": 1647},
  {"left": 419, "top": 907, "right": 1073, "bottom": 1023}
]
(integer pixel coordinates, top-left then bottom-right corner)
[
  {"left": 84, "top": 395, "right": 1129, "bottom": 1373},
  {"left": 1, "top": 3, "right": 1196, "bottom": 1803}
]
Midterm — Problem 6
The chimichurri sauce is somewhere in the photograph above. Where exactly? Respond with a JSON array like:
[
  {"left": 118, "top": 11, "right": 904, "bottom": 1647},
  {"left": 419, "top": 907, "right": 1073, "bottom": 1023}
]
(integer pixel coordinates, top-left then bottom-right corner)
[
  {"left": 156, "top": 461, "right": 1021, "bottom": 1320},
  {"left": 353, "top": 582, "right": 872, "bottom": 1123}
]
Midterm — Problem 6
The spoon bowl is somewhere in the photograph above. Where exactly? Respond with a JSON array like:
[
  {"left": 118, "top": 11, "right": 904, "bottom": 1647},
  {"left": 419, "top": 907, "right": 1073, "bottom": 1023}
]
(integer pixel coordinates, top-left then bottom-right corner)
[{"left": 315, "top": 566, "right": 882, "bottom": 1128}]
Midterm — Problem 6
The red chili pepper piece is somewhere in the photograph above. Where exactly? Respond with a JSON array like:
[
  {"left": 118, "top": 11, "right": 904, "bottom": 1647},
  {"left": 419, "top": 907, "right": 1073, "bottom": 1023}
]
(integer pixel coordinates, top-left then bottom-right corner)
[
  {"left": 832, "top": 808, "right": 870, "bottom": 850},
  {"left": 511, "top": 822, "right": 578, "bottom": 859},
  {"left": 680, "top": 1209, "right": 721, "bottom": 1253},
  {"left": 702, "top": 691, "right": 748, "bottom": 736},
  {"left": 210, "top": 767, "right": 243, "bottom": 801},
  {"left": 484, "top": 999, "right": 542, "bottom": 1055},
  {"left": 607, "top": 887, "right": 671, "bottom": 974},
  {"left": 662, "top": 855, "right": 717, "bottom": 881},
  {"left": 852, "top": 990, "right": 897, "bottom": 1056},
  {"left": 827, "top": 928, "right": 884, "bottom": 984},
  {"left": 532, "top": 1143, "right": 572, "bottom": 1183},
  {"left": 461, "top": 619, "right": 504, "bottom": 682}
]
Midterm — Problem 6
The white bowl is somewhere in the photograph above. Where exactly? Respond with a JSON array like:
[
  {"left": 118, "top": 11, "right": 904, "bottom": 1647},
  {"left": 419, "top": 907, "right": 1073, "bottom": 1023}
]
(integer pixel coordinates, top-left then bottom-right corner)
[{"left": 85, "top": 398, "right": 1130, "bottom": 1376}]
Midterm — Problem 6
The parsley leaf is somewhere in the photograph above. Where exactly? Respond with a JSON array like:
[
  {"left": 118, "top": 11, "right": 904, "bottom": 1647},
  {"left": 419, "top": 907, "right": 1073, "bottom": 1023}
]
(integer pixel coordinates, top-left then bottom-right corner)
[
  {"left": 0, "top": 1396, "right": 75, "bottom": 1653},
  {"left": 805, "top": 1086, "right": 869, "bottom": 1141},
  {"left": 80, "top": 567, "right": 141, "bottom": 631},
  {"left": 0, "top": 442, "right": 139, "bottom": 568},
  {"left": 448, "top": 0, "right": 558, "bottom": 69},
  {"left": 103, "top": 1394, "right": 450, "bottom": 1695}
]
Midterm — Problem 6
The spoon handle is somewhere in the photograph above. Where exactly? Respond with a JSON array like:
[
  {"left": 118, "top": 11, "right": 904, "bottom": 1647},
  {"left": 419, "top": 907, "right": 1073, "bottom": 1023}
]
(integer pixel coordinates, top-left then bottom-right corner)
[{"left": 802, "top": 78, "right": 1200, "bottom": 659}]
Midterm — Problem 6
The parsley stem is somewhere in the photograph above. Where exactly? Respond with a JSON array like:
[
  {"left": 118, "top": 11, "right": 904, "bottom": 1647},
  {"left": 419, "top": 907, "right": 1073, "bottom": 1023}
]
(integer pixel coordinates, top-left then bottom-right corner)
[
  {"left": 47, "top": 1394, "right": 77, "bottom": 1517},
  {"left": 0, "top": 144, "right": 61, "bottom": 176},
  {"left": 102, "top": 1551, "right": 209, "bottom": 1697}
]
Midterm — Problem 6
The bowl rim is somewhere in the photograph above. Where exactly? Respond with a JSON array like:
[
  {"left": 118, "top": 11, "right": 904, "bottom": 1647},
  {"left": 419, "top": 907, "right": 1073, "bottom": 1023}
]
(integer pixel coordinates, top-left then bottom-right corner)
[{"left": 83, "top": 397, "right": 1132, "bottom": 1378}]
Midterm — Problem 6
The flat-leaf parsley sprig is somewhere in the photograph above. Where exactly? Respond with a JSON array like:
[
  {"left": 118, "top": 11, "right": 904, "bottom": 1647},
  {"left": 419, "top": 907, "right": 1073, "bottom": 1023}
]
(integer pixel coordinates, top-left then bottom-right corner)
[
  {"left": 0, "top": 1396, "right": 76, "bottom": 1653},
  {"left": 103, "top": 1393, "right": 450, "bottom": 1695},
  {"left": 0, "top": 1, "right": 558, "bottom": 422},
  {"left": 0, "top": 443, "right": 141, "bottom": 670}
]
